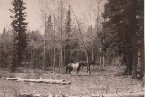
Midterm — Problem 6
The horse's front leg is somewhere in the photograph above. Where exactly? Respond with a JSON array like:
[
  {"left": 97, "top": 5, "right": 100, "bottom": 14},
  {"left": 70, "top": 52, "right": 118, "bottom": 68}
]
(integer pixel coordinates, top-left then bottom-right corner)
[
  {"left": 87, "top": 66, "right": 90, "bottom": 73},
  {"left": 69, "top": 70, "right": 71, "bottom": 75},
  {"left": 76, "top": 68, "right": 80, "bottom": 76},
  {"left": 87, "top": 66, "right": 88, "bottom": 72},
  {"left": 76, "top": 71, "right": 78, "bottom": 76},
  {"left": 69, "top": 72, "right": 72, "bottom": 76}
]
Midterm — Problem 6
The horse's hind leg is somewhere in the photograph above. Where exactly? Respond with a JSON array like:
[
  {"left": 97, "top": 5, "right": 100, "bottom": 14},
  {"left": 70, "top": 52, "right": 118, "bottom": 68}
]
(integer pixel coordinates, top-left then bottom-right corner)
[
  {"left": 76, "top": 71, "right": 79, "bottom": 76},
  {"left": 69, "top": 67, "right": 73, "bottom": 75},
  {"left": 77, "top": 67, "right": 80, "bottom": 75}
]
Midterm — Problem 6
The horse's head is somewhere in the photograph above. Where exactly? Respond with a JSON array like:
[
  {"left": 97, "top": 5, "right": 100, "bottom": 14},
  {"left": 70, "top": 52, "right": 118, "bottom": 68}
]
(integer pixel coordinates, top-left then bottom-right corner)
[
  {"left": 79, "top": 61, "right": 87, "bottom": 68},
  {"left": 80, "top": 61, "right": 96, "bottom": 67}
]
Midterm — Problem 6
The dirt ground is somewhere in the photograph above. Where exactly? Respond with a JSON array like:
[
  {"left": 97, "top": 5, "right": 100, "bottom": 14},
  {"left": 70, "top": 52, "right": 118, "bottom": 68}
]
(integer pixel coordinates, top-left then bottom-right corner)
[{"left": 0, "top": 66, "right": 143, "bottom": 97}]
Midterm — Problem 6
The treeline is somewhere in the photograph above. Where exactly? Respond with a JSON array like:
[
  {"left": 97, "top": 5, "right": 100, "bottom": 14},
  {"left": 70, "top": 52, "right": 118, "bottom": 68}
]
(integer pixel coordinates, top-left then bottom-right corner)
[{"left": 0, "top": 15, "right": 100, "bottom": 71}]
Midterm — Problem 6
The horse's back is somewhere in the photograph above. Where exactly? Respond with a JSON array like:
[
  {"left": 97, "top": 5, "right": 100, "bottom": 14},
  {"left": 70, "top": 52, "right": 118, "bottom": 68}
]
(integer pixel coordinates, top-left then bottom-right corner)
[{"left": 68, "top": 63, "right": 79, "bottom": 69}]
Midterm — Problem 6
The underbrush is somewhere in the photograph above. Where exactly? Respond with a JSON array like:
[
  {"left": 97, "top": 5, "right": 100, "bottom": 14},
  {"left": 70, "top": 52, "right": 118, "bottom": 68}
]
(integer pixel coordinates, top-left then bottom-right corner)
[{"left": 0, "top": 66, "right": 143, "bottom": 97}]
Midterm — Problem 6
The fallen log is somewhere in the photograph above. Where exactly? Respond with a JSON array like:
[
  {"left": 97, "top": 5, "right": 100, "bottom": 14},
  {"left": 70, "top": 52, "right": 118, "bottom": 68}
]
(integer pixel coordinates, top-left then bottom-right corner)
[
  {"left": 4, "top": 77, "right": 71, "bottom": 85},
  {"left": 5, "top": 77, "right": 19, "bottom": 80}
]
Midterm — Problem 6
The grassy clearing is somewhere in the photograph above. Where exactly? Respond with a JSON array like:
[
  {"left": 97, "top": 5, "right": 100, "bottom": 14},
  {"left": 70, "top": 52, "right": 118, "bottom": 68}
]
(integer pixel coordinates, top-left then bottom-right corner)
[{"left": 0, "top": 66, "right": 143, "bottom": 97}]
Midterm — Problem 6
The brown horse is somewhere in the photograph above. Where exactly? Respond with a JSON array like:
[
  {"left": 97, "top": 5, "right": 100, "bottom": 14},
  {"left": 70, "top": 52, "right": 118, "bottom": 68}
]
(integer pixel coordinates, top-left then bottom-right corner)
[
  {"left": 66, "top": 61, "right": 95, "bottom": 75},
  {"left": 66, "top": 61, "right": 86, "bottom": 75}
]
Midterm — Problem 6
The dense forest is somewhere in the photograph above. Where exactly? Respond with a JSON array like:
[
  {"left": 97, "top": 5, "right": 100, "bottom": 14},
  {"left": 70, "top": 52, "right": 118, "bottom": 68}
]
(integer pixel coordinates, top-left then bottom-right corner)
[{"left": 0, "top": 0, "right": 144, "bottom": 80}]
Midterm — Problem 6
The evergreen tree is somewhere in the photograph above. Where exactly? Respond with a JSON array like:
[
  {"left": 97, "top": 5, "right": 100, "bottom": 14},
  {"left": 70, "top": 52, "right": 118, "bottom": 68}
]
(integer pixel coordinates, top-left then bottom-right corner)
[
  {"left": 65, "top": 6, "right": 71, "bottom": 65},
  {"left": 45, "top": 15, "right": 53, "bottom": 67},
  {"left": 10, "top": 0, "right": 28, "bottom": 71},
  {"left": 102, "top": 0, "right": 143, "bottom": 78},
  {"left": 134, "top": 0, "right": 144, "bottom": 79},
  {"left": 45, "top": 15, "right": 53, "bottom": 41}
]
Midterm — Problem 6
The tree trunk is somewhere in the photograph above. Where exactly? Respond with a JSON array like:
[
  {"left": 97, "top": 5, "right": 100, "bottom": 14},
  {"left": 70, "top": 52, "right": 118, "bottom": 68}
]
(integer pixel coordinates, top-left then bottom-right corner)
[
  {"left": 91, "top": 48, "right": 95, "bottom": 69},
  {"left": 58, "top": 53, "right": 61, "bottom": 73},
  {"left": 86, "top": 50, "right": 90, "bottom": 75},
  {"left": 63, "top": 46, "right": 65, "bottom": 66},
  {"left": 102, "top": 56, "right": 105, "bottom": 68},
  {"left": 123, "top": 51, "right": 133, "bottom": 75},
  {"left": 53, "top": 48, "right": 56, "bottom": 71},
  {"left": 51, "top": 48, "right": 53, "bottom": 67},
  {"left": 65, "top": 45, "right": 71, "bottom": 67},
  {"left": 140, "top": 40, "right": 144, "bottom": 79},
  {"left": 49, "top": 49, "right": 51, "bottom": 67},
  {"left": 43, "top": 39, "right": 46, "bottom": 71},
  {"left": 132, "top": 51, "right": 137, "bottom": 79},
  {"left": 30, "top": 49, "right": 33, "bottom": 69},
  {"left": 59, "top": 49, "right": 63, "bottom": 71},
  {"left": 100, "top": 56, "right": 102, "bottom": 70},
  {"left": 131, "top": 0, "right": 140, "bottom": 79}
]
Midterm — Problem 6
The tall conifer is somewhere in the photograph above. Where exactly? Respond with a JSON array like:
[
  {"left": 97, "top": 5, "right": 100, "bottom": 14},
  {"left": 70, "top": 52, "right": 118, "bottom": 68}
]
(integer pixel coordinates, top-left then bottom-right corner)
[{"left": 10, "top": 0, "right": 28, "bottom": 71}]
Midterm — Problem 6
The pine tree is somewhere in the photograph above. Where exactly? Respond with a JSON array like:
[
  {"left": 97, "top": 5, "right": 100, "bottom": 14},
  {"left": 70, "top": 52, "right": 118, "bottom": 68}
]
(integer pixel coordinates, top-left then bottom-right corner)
[
  {"left": 139, "top": 0, "right": 144, "bottom": 79},
  {"left": 134, "top": 0, "right": 144, "bottom": 79},
  {"left": 65, "top": 6, "right": 71, "bottom": 66},
  {"left": 10, "top": 0, "right": 28, "bottom": 71},
  {"left": 45, "top": 15, "right": 53, "bottom": 67},
  {"left": 102, "top": 0, "right": 143, "bottom": 78}
]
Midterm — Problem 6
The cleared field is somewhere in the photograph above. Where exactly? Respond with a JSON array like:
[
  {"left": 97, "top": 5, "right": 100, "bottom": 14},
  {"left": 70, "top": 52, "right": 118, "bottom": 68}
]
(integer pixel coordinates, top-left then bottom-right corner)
[{"left": 0, "top": 66, "right": 143, "bottom": 97}]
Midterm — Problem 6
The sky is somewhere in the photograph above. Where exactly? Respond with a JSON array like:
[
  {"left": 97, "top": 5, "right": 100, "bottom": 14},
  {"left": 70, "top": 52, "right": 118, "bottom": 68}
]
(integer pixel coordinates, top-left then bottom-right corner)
[{"left": 0, "top": 0, "right": 106, "bottom": 33}]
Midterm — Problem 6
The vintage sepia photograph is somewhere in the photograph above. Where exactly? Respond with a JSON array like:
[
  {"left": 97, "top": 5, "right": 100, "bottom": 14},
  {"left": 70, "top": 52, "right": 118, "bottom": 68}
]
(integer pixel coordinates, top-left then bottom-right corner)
[{"left": 0, "top": 0, "right": 144, "bottom": 97}]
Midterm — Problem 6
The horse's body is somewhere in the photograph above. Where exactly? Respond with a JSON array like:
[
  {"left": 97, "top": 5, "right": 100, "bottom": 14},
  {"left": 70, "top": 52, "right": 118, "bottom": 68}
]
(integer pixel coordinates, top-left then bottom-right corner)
[
  {"left": 66, "top": 61, "right": 96, "bottom": 75},
  {"left": 66, "top": 62, "right": 86, "bottom": 75},
  {"left": 68, "top": 63, "right": 79, "bottom": 69}
]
